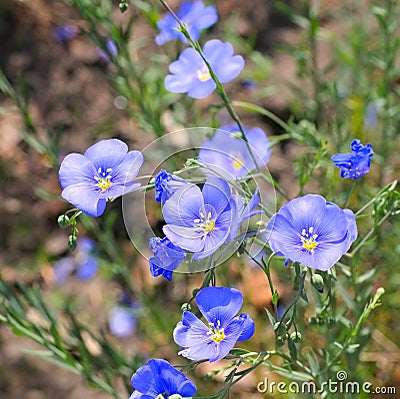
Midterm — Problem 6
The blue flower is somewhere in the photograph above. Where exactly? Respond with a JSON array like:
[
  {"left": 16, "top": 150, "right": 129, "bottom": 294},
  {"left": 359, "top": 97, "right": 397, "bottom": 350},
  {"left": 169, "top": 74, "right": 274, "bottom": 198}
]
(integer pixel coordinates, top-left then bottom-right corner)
[
  {"left": 331, "top": 139, "right": 374, "bottom": 179},
  {"left": 59, "top": 139, "right": 143, "bottom": 217},
  {"left": 53, "top": 237, "right": 98, "bottom": 283},
  {"left": 162, "top": 176, "right": 234, "bottom": 260},
  {"left": 129, "top": 358, "right": 196, "bottom": 399},
  {"left": 165, "top": 39, "right": 244, "bottom": 99},
  {"left": 109, "top": 306, "right": 137, "bottom": 338},
  {"left": 156, "top": 0, "right": 218, "bottom": 46},
  {"left": 266, "top": 194, "right": 358, "bottom": 271},
  {"left": 364, "top": 102, "right": 378, "bottom": 129},
  {"left": 97, "top": 38, "right": 118, "bottom": 64},
  {"left": 149, "top": 237, "right": 186, "bottom": 281},
  {"left": 199, "top": 123, "right": 271, "bottom": 179},
  {"left": 154, "top": 169, "right": 189, "bottom": 205},
  {"left": 173, "top": 286, "right": 254, "bottom": 362},
  {"left": 53, "top": 25, "right": 78, "bottom": 43}
]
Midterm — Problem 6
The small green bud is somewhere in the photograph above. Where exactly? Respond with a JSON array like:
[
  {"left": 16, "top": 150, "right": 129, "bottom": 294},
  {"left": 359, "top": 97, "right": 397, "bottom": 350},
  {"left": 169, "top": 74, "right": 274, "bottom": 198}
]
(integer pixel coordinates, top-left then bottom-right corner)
[
  {"left": 290, "top": 331, "right": 302, "bottom": 342},
  {"left": 58, "top": 214, "right": 70, "bottom": 228},
  {"left": 276, "top": 337, "right": 285, "bottom": 347},
  {"left": 311, "top": 273, "right": 324, "bottom": 293},
  {"left": 119, "top": 1, "right": 128, "bottom": 13},
  {"left": 68, "top": 234, "right": 77, "bottom": 250},
  {"left": 181, "top": 303, "right": 191, "bottom": 312},
  {"left": 273, "top": 322, "right": 286, "bottom": 336}
]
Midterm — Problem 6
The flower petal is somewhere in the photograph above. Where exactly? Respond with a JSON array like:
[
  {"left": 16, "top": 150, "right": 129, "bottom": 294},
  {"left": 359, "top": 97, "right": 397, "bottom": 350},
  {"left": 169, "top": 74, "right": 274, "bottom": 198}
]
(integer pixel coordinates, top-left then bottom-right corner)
[
  {"left": 187, "top": 79, "right": 216, "bottom": 99},
  {"left": 84, "top": 139, "right": 128, "bottom": 165},
  {"left": 202, "top": 176, "right": 231, "bottom": 216},
  {"left": 61, "top": 183, "right": 106, "bottom": 217},
  {"left": 236, "top": 314, "right": 255, "bottom": 341},
  {"left": 58, "top": 153, "right": 97, "bottom": 189},
  {"left": 196, "top": 286, "right": 243, "bottom": 327},
  {"left": 162, "top": 184, "right": 203, "bottom": 226},
  {"left": 163, "top": 225, "right": 205, "bottom": 253}
]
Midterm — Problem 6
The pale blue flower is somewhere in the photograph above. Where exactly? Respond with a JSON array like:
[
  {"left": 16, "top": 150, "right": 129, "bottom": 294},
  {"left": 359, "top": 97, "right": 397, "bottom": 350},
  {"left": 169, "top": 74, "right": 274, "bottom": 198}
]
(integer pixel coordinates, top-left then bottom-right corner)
[
  {"left": 59, "top": 139, "right": 143, "bottom": 217},
  {"left": 266, "top": 194, "right": 358, "bottom": 271},
  {"left": 156, "top": 0, "right": 218, "bottom": 45},
  {"left": 165, "top": 39, "right": 244, "bottom": 98},
  {"left": 173, "top": 286, "right": 254, "bottom": 362}
]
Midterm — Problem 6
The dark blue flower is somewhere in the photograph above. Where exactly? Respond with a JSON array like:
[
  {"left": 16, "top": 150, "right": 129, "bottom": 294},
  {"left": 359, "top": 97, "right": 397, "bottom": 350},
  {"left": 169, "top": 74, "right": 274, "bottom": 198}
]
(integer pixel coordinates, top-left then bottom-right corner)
[
  {"left": 53, "top": 237, "right": 98, "bottom": 283},
  {"left": 162, "top": 177, "right": 235, "bottom": 260},
  {"left": 59, "top": 139, "right": 143, "bottom": 217},
  {"left": 331, "top": 139, "right": 374, "bottom": 179},
  {"left": 173, "top": 286, "right": 254, "bottom": 362},
  {"left": 109, "top": 306, "right": 137, "bottom": 338},
  {"left": 165, "top": 39, "right": 244, "bottom": 99},
  {"left": 266, "top": 194, "right": 357, "bottom": 271},
  {"left": 155, "top": 0, "right": 218, "bottom": 46},
  {"left": 149, "top": 237, "right": 186, "bottom": 281},
  {"left": 199, "top": 123, "right": 271, "bottom": 179},
  {"left": 129, "top": 358, "right": 196, "bottom": 399},
  {"left": 154, "top": 170, "right": 189, "bottom": 205}
]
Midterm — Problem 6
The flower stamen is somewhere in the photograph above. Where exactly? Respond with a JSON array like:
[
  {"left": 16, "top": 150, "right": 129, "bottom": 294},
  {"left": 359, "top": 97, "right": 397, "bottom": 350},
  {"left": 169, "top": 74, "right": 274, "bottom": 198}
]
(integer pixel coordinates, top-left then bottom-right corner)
[{"left": 300, "top": 226, "right": 318, "bottom": 253}]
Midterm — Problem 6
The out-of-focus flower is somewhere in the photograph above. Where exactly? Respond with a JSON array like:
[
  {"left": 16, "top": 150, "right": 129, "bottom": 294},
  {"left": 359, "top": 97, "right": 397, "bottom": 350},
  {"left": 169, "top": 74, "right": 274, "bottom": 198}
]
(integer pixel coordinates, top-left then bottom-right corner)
[
  {"left": 59, "top": 139, "right": 143, "bottom": 217},
  {"left": 52, "top": 25, "right": 78, "bottom": 44},
  {"left": 109, "top": 306, "right": 137, "bottom": 338},
  {"left": 364, "top": 102, "right": 378, "bottom": 129},
  {"left": 129, "top": 358, "right": 196, "bottom": 398},
  {"left": 97, "top": 38, "right": 118, "bottom": 64},
  {"left": 148, "top": 237, "right": 186, "bottom": 281},
  {"left": 165, "top": 39, "right": 244, "bottom": 99},
  {"left": 199, "top": 123, "right": 271, "bottom": 179},
  {"left": 331, "top": 139, "right": 374, "bottom": 179},
  {"left": 53, "top": 237, "right": 98, "bottom": 283},
  {"left": 173, "top": 286, "right": 254, "bottom": 362},
  {"left": 162, "top": 177, "right": 234, "bottom": 260},
  {"left": 266, "top": 194, "right": 357, "bottom": 271},
  {"left": 155, "top": 0, "right": 218, "bottom": 46},
  {"left": 154, "top": 169, "right": 189, "bottom": 205}
]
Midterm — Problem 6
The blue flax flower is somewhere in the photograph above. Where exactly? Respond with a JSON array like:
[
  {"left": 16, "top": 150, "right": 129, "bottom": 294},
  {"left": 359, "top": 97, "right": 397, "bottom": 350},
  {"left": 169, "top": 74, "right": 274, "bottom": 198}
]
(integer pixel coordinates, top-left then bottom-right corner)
[
  {"left": 53, "top": 25, "right": 78, "bottom": 44},
  {"left": 156, "top": 0, "right": 218, "bottom": 46},
  {"left": 165, "top": 39, "right": 244, "bottom": 99},
  {"left": 109, "top": 306, "right": 137, "bottom": 338},
  {"left": 59, "top": 139, "right": 143, "bottom": 217},
  {"left": 162, "top": 176, "right": 234, "bottom": 260},
  {"left": 149, "top": 237, "right": 186, "bottom": 281},
  {"left": 331, "top": 139, "right": 374, "bottom": 179},
  {"left": 53, "top": 237, "right": 98, "bottom": 283},
  {"left": 129, "top": 358, "right": 196, "bottom": 399},
  {"left": 154, "top": 169, "right": 189, "bottom": 205},
  {"left": 173, "top": 286, "right": 254, "bottom": 362},
  {"left": 199, "top": 123, "right": 271, "bottom": 179},
  {"left": 266, "top": 194, "right": 357, "bottom": 271}
]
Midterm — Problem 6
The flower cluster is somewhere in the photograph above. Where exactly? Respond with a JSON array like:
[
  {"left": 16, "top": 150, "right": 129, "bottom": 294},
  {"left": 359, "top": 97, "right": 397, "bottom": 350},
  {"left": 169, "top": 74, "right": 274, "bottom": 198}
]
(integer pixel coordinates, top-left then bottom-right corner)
[
  {"left": 148, "top": 171, "right": 260, "bottom": 280},
  {"left": 331, "top": 139, "right": 374, "bottom": 179}
]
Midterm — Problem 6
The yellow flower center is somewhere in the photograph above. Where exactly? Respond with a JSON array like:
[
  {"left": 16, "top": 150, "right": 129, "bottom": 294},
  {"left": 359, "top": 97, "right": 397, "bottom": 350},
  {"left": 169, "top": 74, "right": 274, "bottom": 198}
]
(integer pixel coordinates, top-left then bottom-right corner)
[
  {"left": 232, "top": 155, "right": 245, "bottom": 170},
  {"left": 194, "top": 210, "right": 215, "bottom": 233},
  {"left": 300, "top": 227, "right": 318, "bottom": 253},
  {"left": 210, "top": 328, "right": 226, "bottom": 343},
  {"left": 197, "top": 68, "right": 211, "bottom": 82},
  {"left": 94, "top": 167, "right": 113, "bottom": 191}
]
